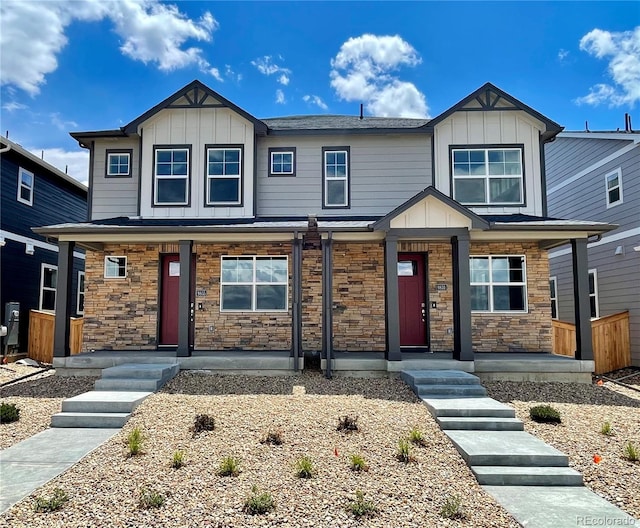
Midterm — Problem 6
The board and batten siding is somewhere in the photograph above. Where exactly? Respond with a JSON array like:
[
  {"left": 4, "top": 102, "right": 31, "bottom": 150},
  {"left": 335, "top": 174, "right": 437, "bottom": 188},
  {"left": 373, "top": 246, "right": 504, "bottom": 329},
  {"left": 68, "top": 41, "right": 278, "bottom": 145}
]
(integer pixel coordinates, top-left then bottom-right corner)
[
  {"left": 433, "top": 110, "right": 546, "bottom": 216},
  {"left": 138, "top": 107, "right": 255, "bottom": 218},
  {"left": 91, "top": 137, "right": 139, "bottom": 220},
  {"left": 256, "top": 134, "right": 431, "bottom": 217}
]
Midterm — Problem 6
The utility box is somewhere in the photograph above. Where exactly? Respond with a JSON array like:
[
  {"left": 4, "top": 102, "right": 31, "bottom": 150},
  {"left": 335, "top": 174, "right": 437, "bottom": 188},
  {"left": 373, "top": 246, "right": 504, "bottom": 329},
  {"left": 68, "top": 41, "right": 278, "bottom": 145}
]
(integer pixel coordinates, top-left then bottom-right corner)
[{"left": 3, "top": 301, "right": 20, "bottom": 348}]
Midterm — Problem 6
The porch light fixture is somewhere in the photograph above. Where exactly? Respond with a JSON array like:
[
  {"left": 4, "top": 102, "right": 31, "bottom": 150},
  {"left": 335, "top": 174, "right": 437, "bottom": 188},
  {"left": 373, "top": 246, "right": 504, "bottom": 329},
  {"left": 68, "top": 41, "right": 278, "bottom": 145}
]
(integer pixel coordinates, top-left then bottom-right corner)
[
  {"left": 25, "top": 243, "right": 35, "bottom": 255},
  {"left": 614, "top": 245, "right": 624, "bottom": 256}
]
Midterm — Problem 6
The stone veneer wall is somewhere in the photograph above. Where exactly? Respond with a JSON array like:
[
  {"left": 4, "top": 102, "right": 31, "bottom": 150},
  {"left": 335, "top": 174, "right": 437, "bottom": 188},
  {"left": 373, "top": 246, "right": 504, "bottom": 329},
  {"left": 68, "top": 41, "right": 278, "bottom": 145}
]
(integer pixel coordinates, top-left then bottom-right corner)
[
  {"left": 470, "top": 241, "right": 552, "bottom": 353},
  {"left": 332, "top": 242, "right": 386, "bottom": 351},
  {"left": 83, "top": 244, "right": 159, "bottom": 351},
  {"left": 194, "top": 243, "right": 293, "bottom": 350},
  {"left": 301, "top": 248, "right": 323, "bottom": 351}
]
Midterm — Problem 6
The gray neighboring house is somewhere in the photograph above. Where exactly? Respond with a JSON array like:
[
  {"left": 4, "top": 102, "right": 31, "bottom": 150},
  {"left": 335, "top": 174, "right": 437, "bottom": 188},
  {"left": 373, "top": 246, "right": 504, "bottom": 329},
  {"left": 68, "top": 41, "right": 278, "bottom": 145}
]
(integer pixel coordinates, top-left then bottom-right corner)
[{"left": 546, "top": 130, "right": 640, "bottom": 367}]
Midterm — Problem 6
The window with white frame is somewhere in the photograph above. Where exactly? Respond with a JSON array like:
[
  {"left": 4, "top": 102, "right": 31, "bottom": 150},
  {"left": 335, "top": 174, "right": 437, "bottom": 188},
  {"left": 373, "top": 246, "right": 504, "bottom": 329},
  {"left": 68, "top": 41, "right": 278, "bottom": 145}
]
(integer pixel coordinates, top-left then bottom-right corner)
[
  {"left": 106, "top": 151, "right": 131, "bottom": 177},
  {"left": 470, "top": 255, "right": 527, "bottom": 312},
  {"left": 269, "top": 148, "right": 295, "bottom": 176},
  {"left": 220, "top": 256, "right": 288, "bottom": 311},
  {"left": 206, "top": 146, "right": 242, "bottom": 205},
  {"left": 323, "top": 147, "right": 349, "bottom": 207},
  {"left": 589, "top": 269, "right": 599, "bottom": 319},
  {"left": 104, "top": 256, "right": 127, "bottom": 278},
  {"left": 39, "top": 264, "right": 57, "bottom": 311},
  {"left": 154, "top": 147, "right": 189, "bottom": 205},
  {"left": 452, "top": 147, "right": 523, "bottom": 205},
  {"left": 605, "top": 168, "right": 623, "bottom": 207},
  {"left": 549, "top": 276, "right": 558, "bottom": 319},
  {"left": 17, "top": 167, "right": 34, "bottom": 206},
  {"left": 77, "top": 271, "right": 85, "bottom": 315}
]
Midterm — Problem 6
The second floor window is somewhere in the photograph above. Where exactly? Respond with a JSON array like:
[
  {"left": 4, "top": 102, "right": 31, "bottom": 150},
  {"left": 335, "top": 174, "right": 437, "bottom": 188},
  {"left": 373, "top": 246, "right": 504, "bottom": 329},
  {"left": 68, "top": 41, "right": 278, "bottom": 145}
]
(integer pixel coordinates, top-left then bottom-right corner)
[
  {"left": 269, "top": 148, "right": 296, "bottom": 176},
  {"left": 452, "top": 147, "right": 523, "bottom": 205},
  {"left": 17, "top": 167, "right": 34, "bottom": 206},
  {"left": 605, "top": 168, "right": 623, "bottom": 207},
  {"left": 154, "top": 147, "right": 189, "bottom": 205},
  {"left": 323, "top": 147, "right": 350, "bottom": 208},
  {"left": 207, "top": 147, "right": 242, "bottom": 205}
]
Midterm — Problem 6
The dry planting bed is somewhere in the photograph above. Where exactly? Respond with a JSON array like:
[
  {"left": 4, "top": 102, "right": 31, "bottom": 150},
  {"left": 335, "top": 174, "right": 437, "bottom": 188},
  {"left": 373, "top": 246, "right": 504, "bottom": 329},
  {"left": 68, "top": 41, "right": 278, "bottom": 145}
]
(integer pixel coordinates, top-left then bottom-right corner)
[{"left": 1, "top": 372, "right": 518, "bottom": 527}]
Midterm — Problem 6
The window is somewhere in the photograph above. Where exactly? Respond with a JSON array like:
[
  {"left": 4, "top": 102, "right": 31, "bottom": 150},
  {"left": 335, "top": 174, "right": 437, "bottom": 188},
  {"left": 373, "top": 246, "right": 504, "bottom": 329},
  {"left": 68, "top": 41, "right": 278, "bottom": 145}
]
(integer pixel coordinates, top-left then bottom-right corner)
[
  {"left": 452, "top": 147, "right": 523, "bottom": 205},
  {"left": 206, "top": 146, "right": 242, "bottom": 205},
  {"left": 17, "top": 167, "right": 34, "bottom": 206},
  {"left": 269, "top": 147, "right": 296, "bottom": 177},
  {"left": 549, "top": 276, "right": 558, "bottom": 319},
  {"left": 77, "top": 271, "right": 85, "bottom": 315},
  {"left": 39, "top": 264, "right": 57, "bottom": 311},
  {"left": 589, "top": 269, "right": 599, "bottom": 319},
  {"left": 470, "top": 255, "right": 527, "bottom": 312},
  {"left": 106, "top": 150, "right": 132, "bottom": 177},
  {"left": 220, "top": 256, "right": 288, "bottom": 311},
  {"left": 323, "top": 147, "right": 350, "bottom": 208},
  {"left": 154, "top": 147, "right": 189, "bottom": 205},
  {"left": 104, "top": 256, "right": 127, "bottom": 278},
  {"left": 605, "top": 168, "right": 623, "bottom": 207}
]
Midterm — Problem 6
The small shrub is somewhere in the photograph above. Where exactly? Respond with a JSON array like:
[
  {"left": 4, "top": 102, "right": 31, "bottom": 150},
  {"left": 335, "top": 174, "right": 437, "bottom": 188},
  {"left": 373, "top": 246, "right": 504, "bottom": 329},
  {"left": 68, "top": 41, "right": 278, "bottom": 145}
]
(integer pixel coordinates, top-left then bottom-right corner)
[
  {"left": 33, "top": 488, "right": 69, "bottom": 513},
  {"left": 171, "top": 450, "right": 186, "bottom": 469},
  {"left": 623, "top": 442, "right": 639, "bottom": 462},
  {"left": 243, "top": 485, "right": 275, "bottom": 515},
  {"left": 347, "top": 490, "right": 377, "bottom": 518},
  {"left": 409, "top": 427, "right": 427, "bottom": 447},
  {"left": 126, "top": 427, "right": 144, "bottom": 457},
  {"left": 440, "top": 494, "right": 464, "bottom": 520},
  {"left": 218, "top": 456, "right": 241, "bottom": 477},
  {"left": 529, "top": 404, "right": 561, "bottom": 424},
  {"left": 294, "top": 455, "right": 316, "bottom": 478},
  {"left": 337, "top": 414, "right": 359, "bottom": 433},
  {"left": 0, "top": 402, "right": 20, "bottom": 424},
  {"left": 138, "top": 487, "right": 165, "bottom": 509},
  {"left": 349, "top": 453, "right": 369, "bottom": 472},
  {"left": 192, "top": 414, "right": 215, "bottom": 435},
  {"left": 261, "top": 429, "right": 283, "bottom": 445},
  {"left": 396, "top": 438, "right": 413, "bottom": 463},
  {"left": 600, "top": 421, "right": 613, "bottom": 436}
]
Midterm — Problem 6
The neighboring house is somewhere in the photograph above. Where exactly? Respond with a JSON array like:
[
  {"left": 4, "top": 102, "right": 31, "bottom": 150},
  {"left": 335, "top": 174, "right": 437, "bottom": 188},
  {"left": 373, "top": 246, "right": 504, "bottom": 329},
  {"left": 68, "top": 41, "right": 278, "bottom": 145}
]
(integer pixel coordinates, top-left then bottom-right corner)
[
  {"left": 546, "top": 130, "right": 640, "bottom": 367},
  {"left": 1, "top": 137, "right": 87, "bottom": 353},
  {"left": 37, "top": 80, "right": 614, "bottom": 377}
]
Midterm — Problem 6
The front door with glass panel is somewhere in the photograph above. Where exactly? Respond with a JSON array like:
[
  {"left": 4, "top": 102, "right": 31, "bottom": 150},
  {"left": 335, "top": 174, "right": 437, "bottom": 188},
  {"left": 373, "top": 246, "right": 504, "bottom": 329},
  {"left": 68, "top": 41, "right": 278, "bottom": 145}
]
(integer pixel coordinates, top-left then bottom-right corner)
[
  {"left": 160, "top": 255, "right": 195, "bottom": 346},
  {"left": 398, "top": 253, "right": 428, "bottom": 348}
]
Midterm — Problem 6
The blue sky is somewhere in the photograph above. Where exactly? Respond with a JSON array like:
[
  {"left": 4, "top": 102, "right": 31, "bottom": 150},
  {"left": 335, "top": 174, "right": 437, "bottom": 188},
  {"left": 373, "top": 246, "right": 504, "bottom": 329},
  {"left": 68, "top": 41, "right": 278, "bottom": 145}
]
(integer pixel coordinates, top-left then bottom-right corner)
[{"left": 1, "top": 1, "right": 638, "bottom": 184}]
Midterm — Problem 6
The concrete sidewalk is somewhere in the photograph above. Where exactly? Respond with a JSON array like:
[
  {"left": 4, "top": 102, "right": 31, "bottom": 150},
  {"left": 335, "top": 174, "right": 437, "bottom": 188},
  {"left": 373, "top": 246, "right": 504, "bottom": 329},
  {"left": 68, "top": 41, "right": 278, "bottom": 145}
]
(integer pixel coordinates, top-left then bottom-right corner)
[{"left": 0, "top": 428, "right": 119, "bottom": 514}]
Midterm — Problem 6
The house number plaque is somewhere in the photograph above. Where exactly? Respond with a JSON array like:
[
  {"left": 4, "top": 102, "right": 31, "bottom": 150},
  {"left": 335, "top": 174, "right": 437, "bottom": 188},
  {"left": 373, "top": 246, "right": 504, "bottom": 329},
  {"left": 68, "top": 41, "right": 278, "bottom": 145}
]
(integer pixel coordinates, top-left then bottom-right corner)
[
  {"left": 436, "top": 284, "right": 447, "bottom": 291},
  {"left": 196, "top": 290, "right": 207, "bottom": 297}
]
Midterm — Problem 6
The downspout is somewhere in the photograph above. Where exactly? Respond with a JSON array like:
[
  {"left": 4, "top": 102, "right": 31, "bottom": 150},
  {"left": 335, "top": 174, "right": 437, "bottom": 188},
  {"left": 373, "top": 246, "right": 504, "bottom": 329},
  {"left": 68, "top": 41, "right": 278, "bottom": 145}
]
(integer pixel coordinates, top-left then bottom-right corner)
[
  {"left": 292, "top": 231, "right": 301, "bottom": 372},
  {"left": 323, "top": 232, "right": 333, "bottom": 379}
]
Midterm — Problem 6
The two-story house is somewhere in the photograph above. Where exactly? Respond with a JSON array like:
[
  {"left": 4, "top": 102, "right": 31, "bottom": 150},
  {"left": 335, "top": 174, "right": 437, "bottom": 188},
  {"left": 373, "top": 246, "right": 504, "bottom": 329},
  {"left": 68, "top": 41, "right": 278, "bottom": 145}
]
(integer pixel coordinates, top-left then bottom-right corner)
[
  {"left": 37, "top": 80, "right": 615, "bottom": 380},
  {"left": 1, "top": 137, "right": 87, "bottom": 355},
  {"left": 546, "top": 130, "right": 640, "bottom": 367}
]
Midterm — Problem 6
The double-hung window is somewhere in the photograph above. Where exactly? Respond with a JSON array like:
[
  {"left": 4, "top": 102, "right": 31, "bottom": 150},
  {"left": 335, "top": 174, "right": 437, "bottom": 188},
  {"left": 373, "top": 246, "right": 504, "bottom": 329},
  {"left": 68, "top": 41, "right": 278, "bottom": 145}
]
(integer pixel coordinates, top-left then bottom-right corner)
[
  {"left": 104, "top": 256, "right": 127, "bottom": 278},
  {"left": 549, "top": 276, "right": 558, "bottom": 319},
  {"left": 77, "top": 271, "right": 85, "bottom": 315},
  {"left": 106, "top": 150, "right": 131, "bottom": 177},
  {"left": 471, "top": 256, "right": 527, "bottom": 312},
  {"left": 269, "top": 147, "right": 295, "bottom": 176},
  {"left": 323, "top": 147, "right": 349, "bottom": 208},
  {"left": 452, "top": 147, "right": 523, "bottom": 205},
  {"left": 589, "top": 269, "right": 599, "bottom": 319},
  {"left": 220, "top": 256, "right": 288, "bottom": 311},
  {"left": 154, "top": 147, "right": 189, "bottom": 205},
  {"left": 206, "top": 146, "right": 242, "bottom": 205},
  {"left": 39, "top": 264, "right": 57, "bottom": 311},
  {"left": 17, "top": 167, "right": 34, "bottom": 206},
  {"left": 605, "top": 168, "right": 623, "bottom": 207}
]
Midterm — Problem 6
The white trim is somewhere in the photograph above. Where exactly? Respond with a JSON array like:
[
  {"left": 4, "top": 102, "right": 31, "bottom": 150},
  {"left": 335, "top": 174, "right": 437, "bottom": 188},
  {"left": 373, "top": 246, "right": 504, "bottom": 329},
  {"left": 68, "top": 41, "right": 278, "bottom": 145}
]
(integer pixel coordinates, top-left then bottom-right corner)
[
  {"left": 0, "top": 229, "right": 85, "bottom": 259},
  {"left": 107, "top": 152, "right": 131, "bottom": 177},
  {"left": 77, "top": 271, "right": 85, "bottom": 315},
  {"left": 104, "top": 256, "right": 127, "bottom": 278},
  {"left": 270, "top": 150, "right": 294, "bottom": 175},
  {"left": 589, "top": 269, "right": 599, "bottom": 319},
  {"left": 549, "top": 276, "right": 558, "bottom": 320},
  {"left": 153, "top": 148, "right": 189, "bottom": 206},
  {"left": 548, "top": 141, "right": 640, "bottom": 194},
  {"left": 605, "top": 167, "right": 623, "bottom": 208},
  {"left": 548, "top": 227, "right": 640, "bottom": 258},
  {"left": 324, "top": 149, "right": 349, "bottom": 207},
  {"left": 39, "top": 263, "right": 57, "bottom": 312},
  {"left": 206, "top": 147, "right": 242, "bottom": 205},
  {"left": 470, "top": 254, "right": 528, "bottom": 313},
  {"left": 17, "top": 167, "right": 34, "bottom": 206}
]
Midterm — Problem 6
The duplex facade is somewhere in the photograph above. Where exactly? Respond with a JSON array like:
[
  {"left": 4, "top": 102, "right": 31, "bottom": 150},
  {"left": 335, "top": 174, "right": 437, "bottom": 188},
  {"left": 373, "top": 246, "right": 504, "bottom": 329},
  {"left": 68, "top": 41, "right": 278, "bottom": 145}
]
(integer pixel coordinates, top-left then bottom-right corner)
[{"left": 37, "top": 80, "right": 614, "bottom": 374}]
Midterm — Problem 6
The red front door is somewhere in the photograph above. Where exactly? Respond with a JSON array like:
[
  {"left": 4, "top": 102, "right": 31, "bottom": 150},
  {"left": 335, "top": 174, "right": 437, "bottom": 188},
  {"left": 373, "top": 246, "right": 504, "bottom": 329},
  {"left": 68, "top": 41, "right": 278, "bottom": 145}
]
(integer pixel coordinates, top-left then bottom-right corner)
[
  {"left": 398, "top": 253, "right": 428, "bottom": 347},
  {"left": 160, "top": 255, "right": 181, "bottom": 345}
]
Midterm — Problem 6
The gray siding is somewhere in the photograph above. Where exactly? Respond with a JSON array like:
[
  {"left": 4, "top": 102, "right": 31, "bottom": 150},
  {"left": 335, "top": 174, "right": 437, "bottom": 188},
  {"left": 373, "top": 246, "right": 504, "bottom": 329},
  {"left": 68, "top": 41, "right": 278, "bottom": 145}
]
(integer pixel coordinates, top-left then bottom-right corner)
[{"left": 256, "top": 135, "right": 432, "bottom": 217}]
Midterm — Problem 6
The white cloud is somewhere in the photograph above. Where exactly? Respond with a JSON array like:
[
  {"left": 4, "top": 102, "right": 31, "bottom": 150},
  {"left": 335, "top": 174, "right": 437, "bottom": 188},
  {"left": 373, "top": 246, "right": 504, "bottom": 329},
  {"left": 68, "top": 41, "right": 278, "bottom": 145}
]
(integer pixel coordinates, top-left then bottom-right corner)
[
  {"left": 2, "top": 101, "right": 28, "bottom": 112},
  {"left": 557, "top": 49, "right": 569, "bottom": 61},
  {"left": 50, "top": 112, "right": 78, "bottom": 131},
  {"left": 576, "top": 26, "right": 640, "bottom": 107},
  {"left": 330, "top": 34, "right": 428, "bottom": 118},
  {"left": 275, "top": 89, "right": 285, "bottom": 104},
  {"left": 225, "top": 65, "right": 242, "bottom": 83},
  {"left": 27, "top": 147, "right": 90, "bottom": 186},
  {"left": 207, "top": 66, "right": 223, "bottom": 82},
  {"left": 278, "top": 73, "right": 290, "bottom": 86},
  {"left": 0, "top": 0, "right": 218, "bottom": 95},
  {"left": 251, "top": 55, "right": 291, "bottom": 81},
  {"left": 303, "top": 94, "right": 328, "bottom": 111}
]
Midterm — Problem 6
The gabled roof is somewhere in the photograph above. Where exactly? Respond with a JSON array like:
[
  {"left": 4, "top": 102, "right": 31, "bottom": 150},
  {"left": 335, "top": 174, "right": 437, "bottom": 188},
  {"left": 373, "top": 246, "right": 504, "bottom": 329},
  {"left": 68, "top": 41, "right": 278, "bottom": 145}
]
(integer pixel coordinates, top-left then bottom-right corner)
[
  {"left": 372, "top": 186, "right": 489, "bottom": 231},
  {"left": 426, "top": 83, "right": 563, "bottom": 141}
]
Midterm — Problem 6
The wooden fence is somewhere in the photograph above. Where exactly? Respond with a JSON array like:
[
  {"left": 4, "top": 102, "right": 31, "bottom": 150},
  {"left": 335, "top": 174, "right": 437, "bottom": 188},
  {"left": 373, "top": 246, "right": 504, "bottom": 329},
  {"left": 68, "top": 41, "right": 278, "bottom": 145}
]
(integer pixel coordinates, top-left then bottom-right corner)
[
  {"left": 28, "top": 310, "right": 84, "bottom": 363},
  {"left": 552, "top": 311, "right": 631, "bottom": 375}
]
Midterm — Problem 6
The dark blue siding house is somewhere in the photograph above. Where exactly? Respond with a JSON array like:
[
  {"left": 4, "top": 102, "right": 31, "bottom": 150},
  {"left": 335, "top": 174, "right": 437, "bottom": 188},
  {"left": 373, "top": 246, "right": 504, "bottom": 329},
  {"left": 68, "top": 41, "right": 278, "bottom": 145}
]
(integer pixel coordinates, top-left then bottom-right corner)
[{"left": 1, "top": 137, "right": 87, "bottom": 355}]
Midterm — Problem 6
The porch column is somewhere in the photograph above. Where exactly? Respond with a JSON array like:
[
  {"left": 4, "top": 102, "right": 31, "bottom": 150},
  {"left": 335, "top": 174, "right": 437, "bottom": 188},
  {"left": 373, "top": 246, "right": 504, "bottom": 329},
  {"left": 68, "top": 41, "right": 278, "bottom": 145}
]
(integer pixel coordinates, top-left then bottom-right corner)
[
  {"left": 291, "top": 235, "right": 302, "bottom": 370},
  {"left": 177, "top": 240, "right": 193, "bottom": 357},
  {"left": 53, "top": 241, "right": 75, "bottom": 357},
  {"left": 452, "top": 233, "right": 473, "bottom": 361},
  {"left": 385, "top": 235, "right": 401, "bottom": 361},
  {"left": 321, "top": 236, "right": 333, "bottom": 375},
  {"left": 571, "top": 238, "right": 593, "bottom": 360}
]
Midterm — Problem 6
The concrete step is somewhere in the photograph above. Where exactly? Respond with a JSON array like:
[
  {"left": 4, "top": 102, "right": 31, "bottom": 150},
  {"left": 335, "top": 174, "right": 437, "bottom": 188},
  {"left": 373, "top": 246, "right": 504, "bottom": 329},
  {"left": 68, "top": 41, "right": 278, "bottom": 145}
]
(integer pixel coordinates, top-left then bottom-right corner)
[
  {"left": 445, "top": 430, "right": 570, "bottom": 467},
  {"left": 423, "top": 397, "right": 516, "bottom": 418},
  {"left": 94, "top": 378, "right": 164, "bottom": 391},
  {"left": 416, "top": 384, "right": 487, "bottom": 397},
  {"left": 401, "top": 370, "right": 482, "bottom": 387},
  {"left": 472, "top": 466, "right": 583, "bottom": 486},
  {"left": 61, "top": 391, "right": 152, "bottom": 414},
  {"left": 51, "top": 412, "right": 131, "bottom": 428},
  {"left": 101, "top": 362, "right": 179, "bottom": 380},
  {"left": 437, "top": 416, "right": 524, "bottom": 431}
]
